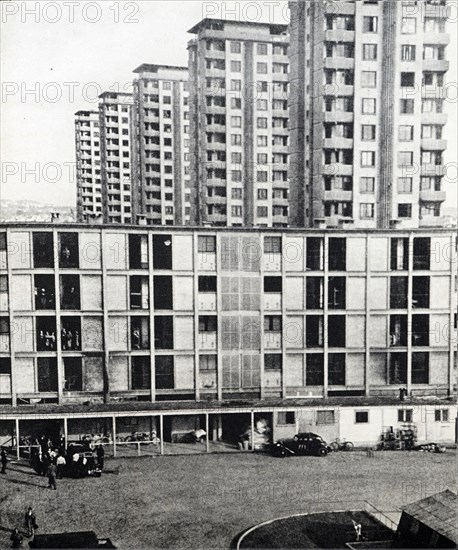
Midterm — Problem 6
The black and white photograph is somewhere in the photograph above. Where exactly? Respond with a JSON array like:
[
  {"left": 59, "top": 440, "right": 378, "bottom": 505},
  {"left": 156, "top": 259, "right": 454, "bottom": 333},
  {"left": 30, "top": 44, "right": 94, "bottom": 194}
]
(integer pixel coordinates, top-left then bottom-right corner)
[{"left": 0, "top": 0, "right": 457, "bottom": 548}]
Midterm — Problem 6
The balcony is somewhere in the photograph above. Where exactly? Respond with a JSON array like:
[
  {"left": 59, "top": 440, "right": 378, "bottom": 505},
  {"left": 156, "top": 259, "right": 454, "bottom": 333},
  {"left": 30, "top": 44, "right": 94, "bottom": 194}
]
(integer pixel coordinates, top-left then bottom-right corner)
[
  {"left": 198, "top": 331, "right": 217, "bottom": 350},
  {"left": 421, "top": 164, "right": 446, "bottom": 176},
  {"left": 421, "top": 138, "right": 447, "bottom": 150},
  {"left": 324, "top": 84, "right": 354, "bottom": 97},
  {"left": 323, "top": 163, "right": 353, "bottom": 176},
  {"left": 421, "top": 112, "right": 447, "bottom": 125},
  {"left": 326, "top": 2, "right": 354, "bottom": 14},
  {"left": 424, "top": 32, "right": 450, "bottom": 45},
  {"left": 325, "top": 29, "right": 355, "bottom": 43},
  {"left": 324, "top": 190, "right": 353, "bottom": 202},
  {"left": 264, "top": 293, "right": 282, "bottom": 311},
  {"left": 324, "top": 137, "right": 353, "bottom": 149},
  {"left": 198, "top": 292, "right": 217, "bottom": 311},
  {"left": 324, "top": 111, "right": 354, "bottom": 124},
  {"left": 324, "top": 57, "right": 354, "bottom": 70},
  {"left": 264, "top": 332, "right": 282, "bottom": 349},
  {"left": 422, "top": 59, "right": 449, "bottom": 72},
  {"left": 420, "top": 190, "right": 446, "bottom": 202}
]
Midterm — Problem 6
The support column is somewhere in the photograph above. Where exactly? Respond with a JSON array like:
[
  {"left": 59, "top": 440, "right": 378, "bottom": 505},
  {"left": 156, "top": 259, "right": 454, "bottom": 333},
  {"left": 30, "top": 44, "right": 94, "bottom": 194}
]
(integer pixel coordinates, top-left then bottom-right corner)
[
  {"left": 365, "top": 235, "right": 371, "bottom": 396},
  {"left": 112, "top": 415, "right": 117, "bottom": 458},
  {"left": 63, "top": 417, "right": 68, "bottom": 447},
  {"left": 15, "top": 418, "right": 20, "bottom": 460},
  {"left": 159, "top": 415, "right": 164, "bottom": 456},
  {"left": 205, "top": 413, "right": 210, "bottom": 454},
  {"left": 250, "top": 410, "right": 255, "bottom": 452}
]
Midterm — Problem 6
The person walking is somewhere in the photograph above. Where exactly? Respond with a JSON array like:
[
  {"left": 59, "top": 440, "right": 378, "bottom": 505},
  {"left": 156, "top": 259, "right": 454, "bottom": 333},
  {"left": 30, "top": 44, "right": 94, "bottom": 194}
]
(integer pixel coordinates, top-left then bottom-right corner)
[
  {"left": 24, "top": 508, "right": 38, "bottom": 538},
  {"left": 10, "top": 528, "right": 23, "bottom": 548},
  {"left": 47, "top": 462, "right": 57, "bottom": 490},
  {"left": 1, "top": 447, "right": 8, "bottom": 474},
  {"left": 56, "top": 454, "right": 66, "bottom": 479},
  {"left": 96, "top": 445, "right": 105, "bottom": 471}
]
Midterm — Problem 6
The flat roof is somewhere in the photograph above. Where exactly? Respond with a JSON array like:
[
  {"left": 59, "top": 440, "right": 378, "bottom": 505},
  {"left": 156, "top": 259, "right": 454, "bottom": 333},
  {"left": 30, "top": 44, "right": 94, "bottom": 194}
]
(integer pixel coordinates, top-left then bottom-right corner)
[
  {"left": 98, "top": 91, "right": 133, "bottom": 99},
  {"left": 0, "top": 395, "right": 455, "bottom": 418},
  {"left": 401, "top": 490, "right": 457, "bottom": 544},
  {"left": 0, "top": 222, "right": 455, "bottom": 235},
  {"left": 188, "top": 18, "right": 288, "bottom": 34},
  {"left": 74, "top": 110, "right": 98, "bottom": 116},
  {"left": 133, "top": 63, "right": 187, "bottom": 74}
]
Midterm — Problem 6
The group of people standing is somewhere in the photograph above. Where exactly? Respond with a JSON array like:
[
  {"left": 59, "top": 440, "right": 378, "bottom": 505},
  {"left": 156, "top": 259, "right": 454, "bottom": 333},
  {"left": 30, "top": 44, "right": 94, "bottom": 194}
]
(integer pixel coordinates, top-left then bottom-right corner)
[{"left": 10, "top": 507, "right": 38, "bottom": 548}]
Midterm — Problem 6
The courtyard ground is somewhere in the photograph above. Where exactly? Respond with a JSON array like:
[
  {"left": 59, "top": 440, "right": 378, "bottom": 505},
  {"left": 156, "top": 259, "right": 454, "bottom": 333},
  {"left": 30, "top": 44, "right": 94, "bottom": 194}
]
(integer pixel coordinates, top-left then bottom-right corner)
[{"left": 0, "top": 450, "right": 455, "bottom": 549}]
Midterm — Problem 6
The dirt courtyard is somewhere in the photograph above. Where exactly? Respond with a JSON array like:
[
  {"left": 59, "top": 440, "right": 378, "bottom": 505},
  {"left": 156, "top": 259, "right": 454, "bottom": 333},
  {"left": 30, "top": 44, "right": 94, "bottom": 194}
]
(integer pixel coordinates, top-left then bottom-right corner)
[{"left": 0, "top": 450, "right": 455, "bottom": 549}]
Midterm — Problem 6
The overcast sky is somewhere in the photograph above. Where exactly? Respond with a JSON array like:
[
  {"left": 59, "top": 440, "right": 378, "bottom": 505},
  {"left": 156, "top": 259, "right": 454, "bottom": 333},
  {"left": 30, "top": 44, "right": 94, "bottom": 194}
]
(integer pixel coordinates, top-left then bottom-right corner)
[{"left": 1, "top": 0, "right": 456, "bottom": 211}]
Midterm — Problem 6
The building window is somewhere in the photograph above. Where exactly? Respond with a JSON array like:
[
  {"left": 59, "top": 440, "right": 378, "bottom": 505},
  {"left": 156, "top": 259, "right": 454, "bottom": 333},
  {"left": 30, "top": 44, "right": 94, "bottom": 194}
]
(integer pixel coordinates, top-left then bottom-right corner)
[
  {"left": 390, "top": 277, "right": 408, "bottom": 308},
  {"left": 361, "top": 71, "right": 377, "bottom": 88},
  {"left": 412, "top": 276, "right": 430, "bottom": 309},
  {"left": 328, "top": 238, "right": 346, "bottom": 271},
  {"left": 306, "top": 278, "right": 324, "bottom": 310},
  {"left": 264, "top": 276, "right": 282, "bottom": 293},
  {"left": 257, "top": 117, "right": 268, "bottom": 129},
  {"left": 398, "top": 409, "right": 413, "bottom": 422},
  {"left": 132, "top": 356, "right": 151, "bottom": 390},
  {"left": 434, "top": 409, "right": 449, "bottom": 422},
  {"left": 401, "top": 17, "right": 416, "bottom": 34},
  {"left": 257, "top": 99, "right": 268, "bottom": 111},
  {"left": 232, "top": 170, "right": 242, "bottom": 182},
  {"left": 131, "top": 316, "right": 150, "bottom": 350},
  {"left": 361, "top": 151, "right": 376, "bottom": 167},
  {"left": 401, "top": 45, "right": 416, "bottom": 61},
  {"left": 230, "top": 41, "right": 241, "bottom": 54},
  {"left": 328, "top": 316, "right": 345, "bottom": 348},
  {"left": 153, "top": 276, "right": 172, "bottom": 310},
  {"left": 399, "top": 125, "right": 414, "bottom": 141},
  {"left": 306, "top": 237, "right": 324, "bottom": 271},
  {"left": 257, "top": 206, "right": 268, "bottom": 218},
  {"left": 198, "top": 276, "right": 217, "bottom": 293},
  {"left": 277, "top": 411, "right": 295, "bottom": 425},
  {"left": 360, "top": 203, "right": 375, "bottom": 219},
  {"left": 257, "top": 43, "right": 268, "bottom": 55},
  {"left": 362, "top": 16, "right": 378, "bottom": 32},
  {"left": 37, "top": 357, "right": 58, "bottom": 392},
  {"left": 400, "top": 99, "right": 414, "bottom": 114},
  {"left": 362, "top": 44, "right": 377, "bottom": 60},
  {"left": 63, "top": 357, "right": 82, "bottom": 391},
  {"left": 129, "top": 234, "right": 148, "bottom": 269},
  {"left": 398, "top": 204, "right": 412, "bottom": 218},
  {"left": 36, "top": 317, "right": 57, "bottom": 351},
  {"left": 390, "top": 315, "right": 407, "bottom": 346},
  {"left": 34, "top": 275, "right": 55, "bottom": 310},
  {"left": 390, "top": 352, "right": 407, "bottom": 384},
  {"left": 155, "top": 356, "right": 174, "bottom": 390},
  {"left": 391, "top": 238, "right": 409, "bottom": 270},
  {"left": 355, "top": 411, "right": 369, "bottom": 423},
  {"left": 231, "top": 134, "right": 242, "bottom": 145},
  {"left": 60, "top": 316, "right": 81, "bottom": 351},
  {"left": 257, "top": 62, "right": 268, "bottom": 74},
  {"left": 59, "top": 233, "right": 79, "bottom": 268},
  {"left": 306, "top": 355, "right": 324, "bottom": 386},
  {"left": 231, "top": 116, "right": 241, "bottom": 127},
  {"left": 361, "top": 125, "right": 376, "bottom": 141},
  {"left": 198, "top": 236, "right": 216, "bottom": 253},
  {"left": 264, "top": 236, "right": 281, "bottom": 254},
  {"left": 328, "top": 353, "right": 345, "bottom": 385},
  {"left": 264, "top": 315, "right": 282, "bottom": 332},
  {"left": 154, "top": 316, "right": 173, "bottom": 349},
  {"left": 199, "top": 355, "right": 217, "bottom": 372},
  {"left": 316, "top": 410, "right": 335, "bottom": 425},
  {"left": 33, "top": 232, "right": 54, "bottom": 268},
  {"left": 412, "top": 352, "right": 429, "bottom": 384},
  {"left": 360, "top": 177, "right": 375, "bottom": 194},
  {"left": 265, "top": 354, "right": 282, "bottom": 370},
  {"left": 153, "top": 234, "right": 172, "bottom": 270},
  {"left": 257, "top": 189, "right": 268, "bottom": 200},
  {"left": 328, "top": 277, "right": 346, "bottom": 309},
  {"left": 413, "top": 238, "right": 430, "bottom": 270},
  {"left": 231, "top": 60, "right": 241, "bottom": 72},
  {"left": 362, "top": 98, "right": 376, "bottom": 114},
  {"left": 412, "top": 314, "right": 429, "bottom": 346},
  {"left": 398, "top": 177, "right": 413, "bottom": 193},
  {"left": 306, "top": 315, "right": 323, "bottom": 347},
  {"left": 400, "top": 72, "right": 415, "bottom": 88}
]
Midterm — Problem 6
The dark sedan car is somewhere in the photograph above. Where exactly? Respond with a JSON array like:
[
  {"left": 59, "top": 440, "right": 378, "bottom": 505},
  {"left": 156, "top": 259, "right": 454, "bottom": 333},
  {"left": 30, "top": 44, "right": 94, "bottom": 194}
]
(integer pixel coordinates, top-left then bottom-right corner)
[{"left": 272, "top": 432, "right": 332, "bottom": 457}]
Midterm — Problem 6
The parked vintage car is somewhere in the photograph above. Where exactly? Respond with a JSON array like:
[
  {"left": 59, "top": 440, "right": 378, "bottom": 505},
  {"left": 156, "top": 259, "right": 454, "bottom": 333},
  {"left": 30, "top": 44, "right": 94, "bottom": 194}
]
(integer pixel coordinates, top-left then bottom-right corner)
[{"left": 271, "top": 432, "right": 332, "bottom": 457}]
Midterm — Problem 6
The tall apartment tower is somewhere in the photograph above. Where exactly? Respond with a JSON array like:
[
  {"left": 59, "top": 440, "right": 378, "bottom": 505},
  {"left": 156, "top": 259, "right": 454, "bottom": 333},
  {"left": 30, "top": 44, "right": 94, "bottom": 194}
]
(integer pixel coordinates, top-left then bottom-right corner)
[
  {"left": 132, "top": 64, "right": 190, "bottom": 226},
  {"left": 188, "top": 19, "right": 290, "bottom": 227},
  {"left": 98, "top": 92, "right": 134, "bottom": 224},
  {"left": 74, "top": 111, "right": 102, "bottom": 222},
  {"left": 289, "top": 0, "right": 450, "bottom": 228}
]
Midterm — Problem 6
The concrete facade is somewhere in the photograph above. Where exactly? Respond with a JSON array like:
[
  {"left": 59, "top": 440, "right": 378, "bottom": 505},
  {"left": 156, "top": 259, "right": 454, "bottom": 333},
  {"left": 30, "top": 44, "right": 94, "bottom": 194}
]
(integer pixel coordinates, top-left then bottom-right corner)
[{"left": 289, "top": 0, "right": 451, "bottom": 228}]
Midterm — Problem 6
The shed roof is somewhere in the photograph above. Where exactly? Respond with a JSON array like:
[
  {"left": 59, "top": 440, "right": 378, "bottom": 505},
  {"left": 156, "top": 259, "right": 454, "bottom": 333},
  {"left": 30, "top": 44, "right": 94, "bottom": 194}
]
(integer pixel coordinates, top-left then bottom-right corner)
[{"left": 401, "top": 490, "right": 457, "bottom": 544}]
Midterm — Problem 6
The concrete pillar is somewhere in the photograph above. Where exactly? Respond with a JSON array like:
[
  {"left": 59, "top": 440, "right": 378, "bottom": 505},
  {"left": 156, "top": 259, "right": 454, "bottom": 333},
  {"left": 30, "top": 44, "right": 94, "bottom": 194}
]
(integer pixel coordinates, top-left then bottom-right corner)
[
  {"left": 112, "top": 416, "right": 117, "bottom": 458},
  {"left": 250, "top": 411, "right": 255, "bottom": 452},
  {"left": 63, "top": 417, "right": 68, "bottom": 447},
  {"left": 205, "top": 413, "right": 210, "bottom": 454},
  {"left": 15, "top": 418, "right": 20, "bottom": 460},
  {"left": 159, "top": 415, "right": 164, "bottom": 456}
]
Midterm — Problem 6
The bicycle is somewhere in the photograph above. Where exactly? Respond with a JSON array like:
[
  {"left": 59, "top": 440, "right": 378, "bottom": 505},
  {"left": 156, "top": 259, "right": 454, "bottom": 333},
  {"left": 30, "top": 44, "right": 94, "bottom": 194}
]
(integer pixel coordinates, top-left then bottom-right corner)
[{"left": 330, "top": 438, "right": 354, "bottom": 452}]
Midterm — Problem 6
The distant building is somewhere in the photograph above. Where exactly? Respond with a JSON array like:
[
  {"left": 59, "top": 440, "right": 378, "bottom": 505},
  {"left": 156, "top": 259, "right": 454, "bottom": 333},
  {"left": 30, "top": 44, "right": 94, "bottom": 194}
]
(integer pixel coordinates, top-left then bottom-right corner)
[
  {"left": 187, "top": 19, "right": 290, "bottom": 227},
  {"left": 98, "top": 92, "right": 134, "bottom": 224},
  {"left": 75, "top": 111, "right": 101, "bottom": 221},
  {"left": 395, "top": 490, "right": 457, "bottom": 548},
  {"left": 132, "top": 64, "right": 190, "bottom": 225},
  {"left": 289, "top": 0, "right": 451, "bottom": 228}
]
